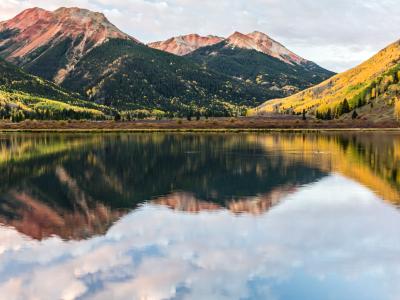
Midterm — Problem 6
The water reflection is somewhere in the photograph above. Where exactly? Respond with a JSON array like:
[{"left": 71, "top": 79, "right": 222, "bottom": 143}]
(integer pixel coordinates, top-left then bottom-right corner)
[
  {"left": 0, "top": 132, "right": 399, "bottom": 299},
  {"left": 0, "top": 133, "right": 325, "bottom": 240}
]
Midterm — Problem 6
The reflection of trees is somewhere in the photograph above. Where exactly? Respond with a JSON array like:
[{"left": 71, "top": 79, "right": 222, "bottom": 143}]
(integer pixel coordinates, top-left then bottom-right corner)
[
  {"left": 2, "top": 132, "right": 399, "bottom": 242},
  {"left": 0, "top": 133, "right": 101, "bottom": 191},
  {"left": 0, "top": 133, "right": 96, "bottom": 166},
  {"left": 251, "top": 133, "right": 400, "bottom": 203},
  {"left": 7, "top": 132, "right": 400, "bottom": 238},
  {"left": 0, "top": 133, "right": 324, "bottom": 240},
  {"left": 67, "top": 134, "right": 323, "bottom": 207}
]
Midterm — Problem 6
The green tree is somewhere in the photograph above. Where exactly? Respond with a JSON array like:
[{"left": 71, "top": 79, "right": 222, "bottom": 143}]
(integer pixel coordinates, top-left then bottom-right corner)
[
  {"left": 342, "top": 99, "right": 350, "bottom": 113},
  {"left": 195, "top": 111, "right": 201, "bottom": 121},
  {"left": 114, "top": 112, "right": 121, "bottom": 122}
]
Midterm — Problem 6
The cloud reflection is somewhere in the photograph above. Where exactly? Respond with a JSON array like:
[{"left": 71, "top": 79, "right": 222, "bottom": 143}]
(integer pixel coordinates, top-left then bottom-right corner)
[{"left": 0, "top": 175, "right": 399, "bottom": 299}]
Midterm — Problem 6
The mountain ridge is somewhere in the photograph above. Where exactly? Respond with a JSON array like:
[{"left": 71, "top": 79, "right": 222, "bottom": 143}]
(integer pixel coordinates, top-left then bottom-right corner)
[
  {"left": 148, "top": 34, "right": 224, "bottom": 56},
  {"left": 149, "top": 30, "right": 311, "bottom": 66},
  {"left": 187, "top": 37, "right": 334, "bottom": 98}
]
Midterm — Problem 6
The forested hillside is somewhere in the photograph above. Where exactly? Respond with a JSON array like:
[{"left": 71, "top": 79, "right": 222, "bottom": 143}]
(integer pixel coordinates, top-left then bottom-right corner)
[
  {"left": 0, "top": 58, "right": 107, "bottom": 121},
  {"left": 188, "top": 41, "right": 334, "bottom": 98},
  {"left": 254, "top": 40, "right": 400, "bottom": 122},
  {"left": 62, "top": 39, "right": 268, "bottom": 117}
]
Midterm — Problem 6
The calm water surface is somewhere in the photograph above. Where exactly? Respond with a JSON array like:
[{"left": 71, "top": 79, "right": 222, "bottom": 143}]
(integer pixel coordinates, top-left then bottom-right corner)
[{"left": 0, "top": 132, "right": 400, "bottom": 299}]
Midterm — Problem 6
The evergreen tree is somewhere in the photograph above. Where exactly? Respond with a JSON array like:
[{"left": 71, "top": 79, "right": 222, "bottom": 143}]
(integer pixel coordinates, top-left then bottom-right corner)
[
  {"left": 326, "top": 108, "right": 332, "bottom": 120},
  {"left": 342, "top": 99, "right": 350, "bottom": 113},
  {"left": 394, "top": 71, "right": 399, "bottom": 84},
  {"left": 357, "top": 98, "right": 364, "bottom": 108},
  {"left": 335, "top": 103, "right": 343, "bottom": 118},
  {"left": 114, "top": 112, "right": 121, "bottom": 122}
]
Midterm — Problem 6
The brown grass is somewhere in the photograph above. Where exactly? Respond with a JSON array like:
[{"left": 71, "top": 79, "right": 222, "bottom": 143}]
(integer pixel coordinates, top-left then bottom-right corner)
[{"left": 0, "top": 116, "right": 399, "bottom": 132}]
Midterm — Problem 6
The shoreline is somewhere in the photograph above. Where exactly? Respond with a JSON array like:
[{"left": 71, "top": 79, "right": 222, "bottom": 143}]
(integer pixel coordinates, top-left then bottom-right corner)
[
  {"left": 0, "top": 118, "right": 399, "bottom": 133},
  {"left": 1, "top": 128, "right": 400, "bottom": 133}
]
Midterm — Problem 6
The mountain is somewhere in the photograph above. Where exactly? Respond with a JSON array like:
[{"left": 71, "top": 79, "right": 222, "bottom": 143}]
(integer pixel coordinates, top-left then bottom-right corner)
[
  {"left": 148, "top": 34, "right": 224, "bottom": 56},
  {"left": 187, "top": 31, "right": 335, "bottom": 98},
  {"left": 253, "top": 39, "right": 400, "bottom": 121},
  {"left": 61, "top": 38, "right": 266, "bottom": 113},
  {"left": 0, "top": 8, "right": 268, "bottom": 114},
  {"left": 0, "top": 8, "right": 333, "bottom": 116},
  {"left": 0, "top": 7, "right": 135, "bottom": 83},
  {"left": 0, "top": 57, "right": 107, "bottom": 120}
]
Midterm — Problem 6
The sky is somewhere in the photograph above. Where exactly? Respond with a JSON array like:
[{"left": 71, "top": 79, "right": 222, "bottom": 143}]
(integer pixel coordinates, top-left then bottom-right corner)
[{"left": 0, "top": 0, "right": 399, "bottom": 72}]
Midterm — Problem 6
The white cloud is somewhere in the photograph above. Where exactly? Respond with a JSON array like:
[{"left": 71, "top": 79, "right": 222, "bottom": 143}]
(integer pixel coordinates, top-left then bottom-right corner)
[
  {"left": 0, "top": 175, "right": 400, "bottom": 299},
  {"left": 0, "top": 0, "right": 399, "bottom": 71}
]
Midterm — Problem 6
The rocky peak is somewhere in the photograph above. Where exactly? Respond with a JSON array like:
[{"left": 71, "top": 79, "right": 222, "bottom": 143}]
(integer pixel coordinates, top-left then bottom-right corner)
[
  {"left": 226, "top": 30, "right": 306, "bottom": 65},
  {"left": 148, "top": 34, "right": 224, "bottom": 56},
  {"left": 53, "top": 7, "right": 109, "bottom": 26},
  {"left": 0, "top": 7, "right": 52, "bottom": 30},
  {"left": 0, "top": 7, "right": 138, "bottom": 83},
  {"left": 0, "top": 7, "right": 136, "bottom": 45},
  {"left": 226, "top": 31, "right": 256, "bottom": 49}
]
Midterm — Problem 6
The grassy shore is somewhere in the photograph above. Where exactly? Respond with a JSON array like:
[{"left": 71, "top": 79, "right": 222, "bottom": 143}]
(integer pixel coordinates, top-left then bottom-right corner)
[{"left": 0, "top": 116, "right": 399, "bottom": 132}]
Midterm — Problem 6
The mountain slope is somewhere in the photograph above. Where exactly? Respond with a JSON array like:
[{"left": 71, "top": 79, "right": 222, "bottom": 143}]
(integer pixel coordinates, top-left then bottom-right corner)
[
  {"left": 61, "top": 38, "right": 268, "bottom": 112},
  {"left": 0, "top": 8, "right": 267, "bottom": 114},
  {"left": 148, "top": 34, "right": 223, "bottom": 56},
  {"left": 0, "top": 7, "right": 135, "bottom": 83},
  {"left": 187, "top": 31, "right": 334, "bottom": 98},
  {"left": 1, "top": 8, "right": 334, "bottom": 115},
  {"left": 0, "top": 58, "right": 106, "bottom": 120},
  {"left": 253, "top": 39, "right": 400, "bottom": 121}
]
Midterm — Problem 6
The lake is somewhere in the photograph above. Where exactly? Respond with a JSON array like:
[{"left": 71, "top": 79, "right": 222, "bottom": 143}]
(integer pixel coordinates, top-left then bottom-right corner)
[{"left": 0, "top": 132, "right": 399, "bottom": 300}]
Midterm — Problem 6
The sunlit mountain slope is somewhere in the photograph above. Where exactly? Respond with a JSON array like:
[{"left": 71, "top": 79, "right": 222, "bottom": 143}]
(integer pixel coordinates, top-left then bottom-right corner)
[{"left": 253, "top": 40, "right": 400, "bottom": 121}]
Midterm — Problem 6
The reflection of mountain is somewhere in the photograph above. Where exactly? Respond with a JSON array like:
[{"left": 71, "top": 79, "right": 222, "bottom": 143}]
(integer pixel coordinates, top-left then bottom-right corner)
[
  {"left": 0, "top": 133, "right": 325, "bottom": 240},
  {"left": 153, "top": 186, "right": 296, "bottom": 215},
  {"left": 0, "top": 189, "right": 125, "bottom": 240},
  {"left": 252, "top": 133, "right": 400, "bottom": 203},
  {"left": 2, "top": 132, "right": 399, "bottom": 241},
  {"left": 154, "top": 193, "right": 221, "bottom": 213}
]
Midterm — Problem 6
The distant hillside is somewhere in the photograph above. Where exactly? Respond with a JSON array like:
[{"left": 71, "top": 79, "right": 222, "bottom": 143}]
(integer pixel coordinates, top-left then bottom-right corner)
[
  {"left": 61, "top": 39, "right": 268, "bottom": 114},
  {"left": 253, "top": 39, "right": 400, "bottom": 122},
  {"left": 0, "top": 58, "right": 106, "bottom": 121},
  {"left": 187, "top": 31, "right": 334, "bottom": 98}
]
